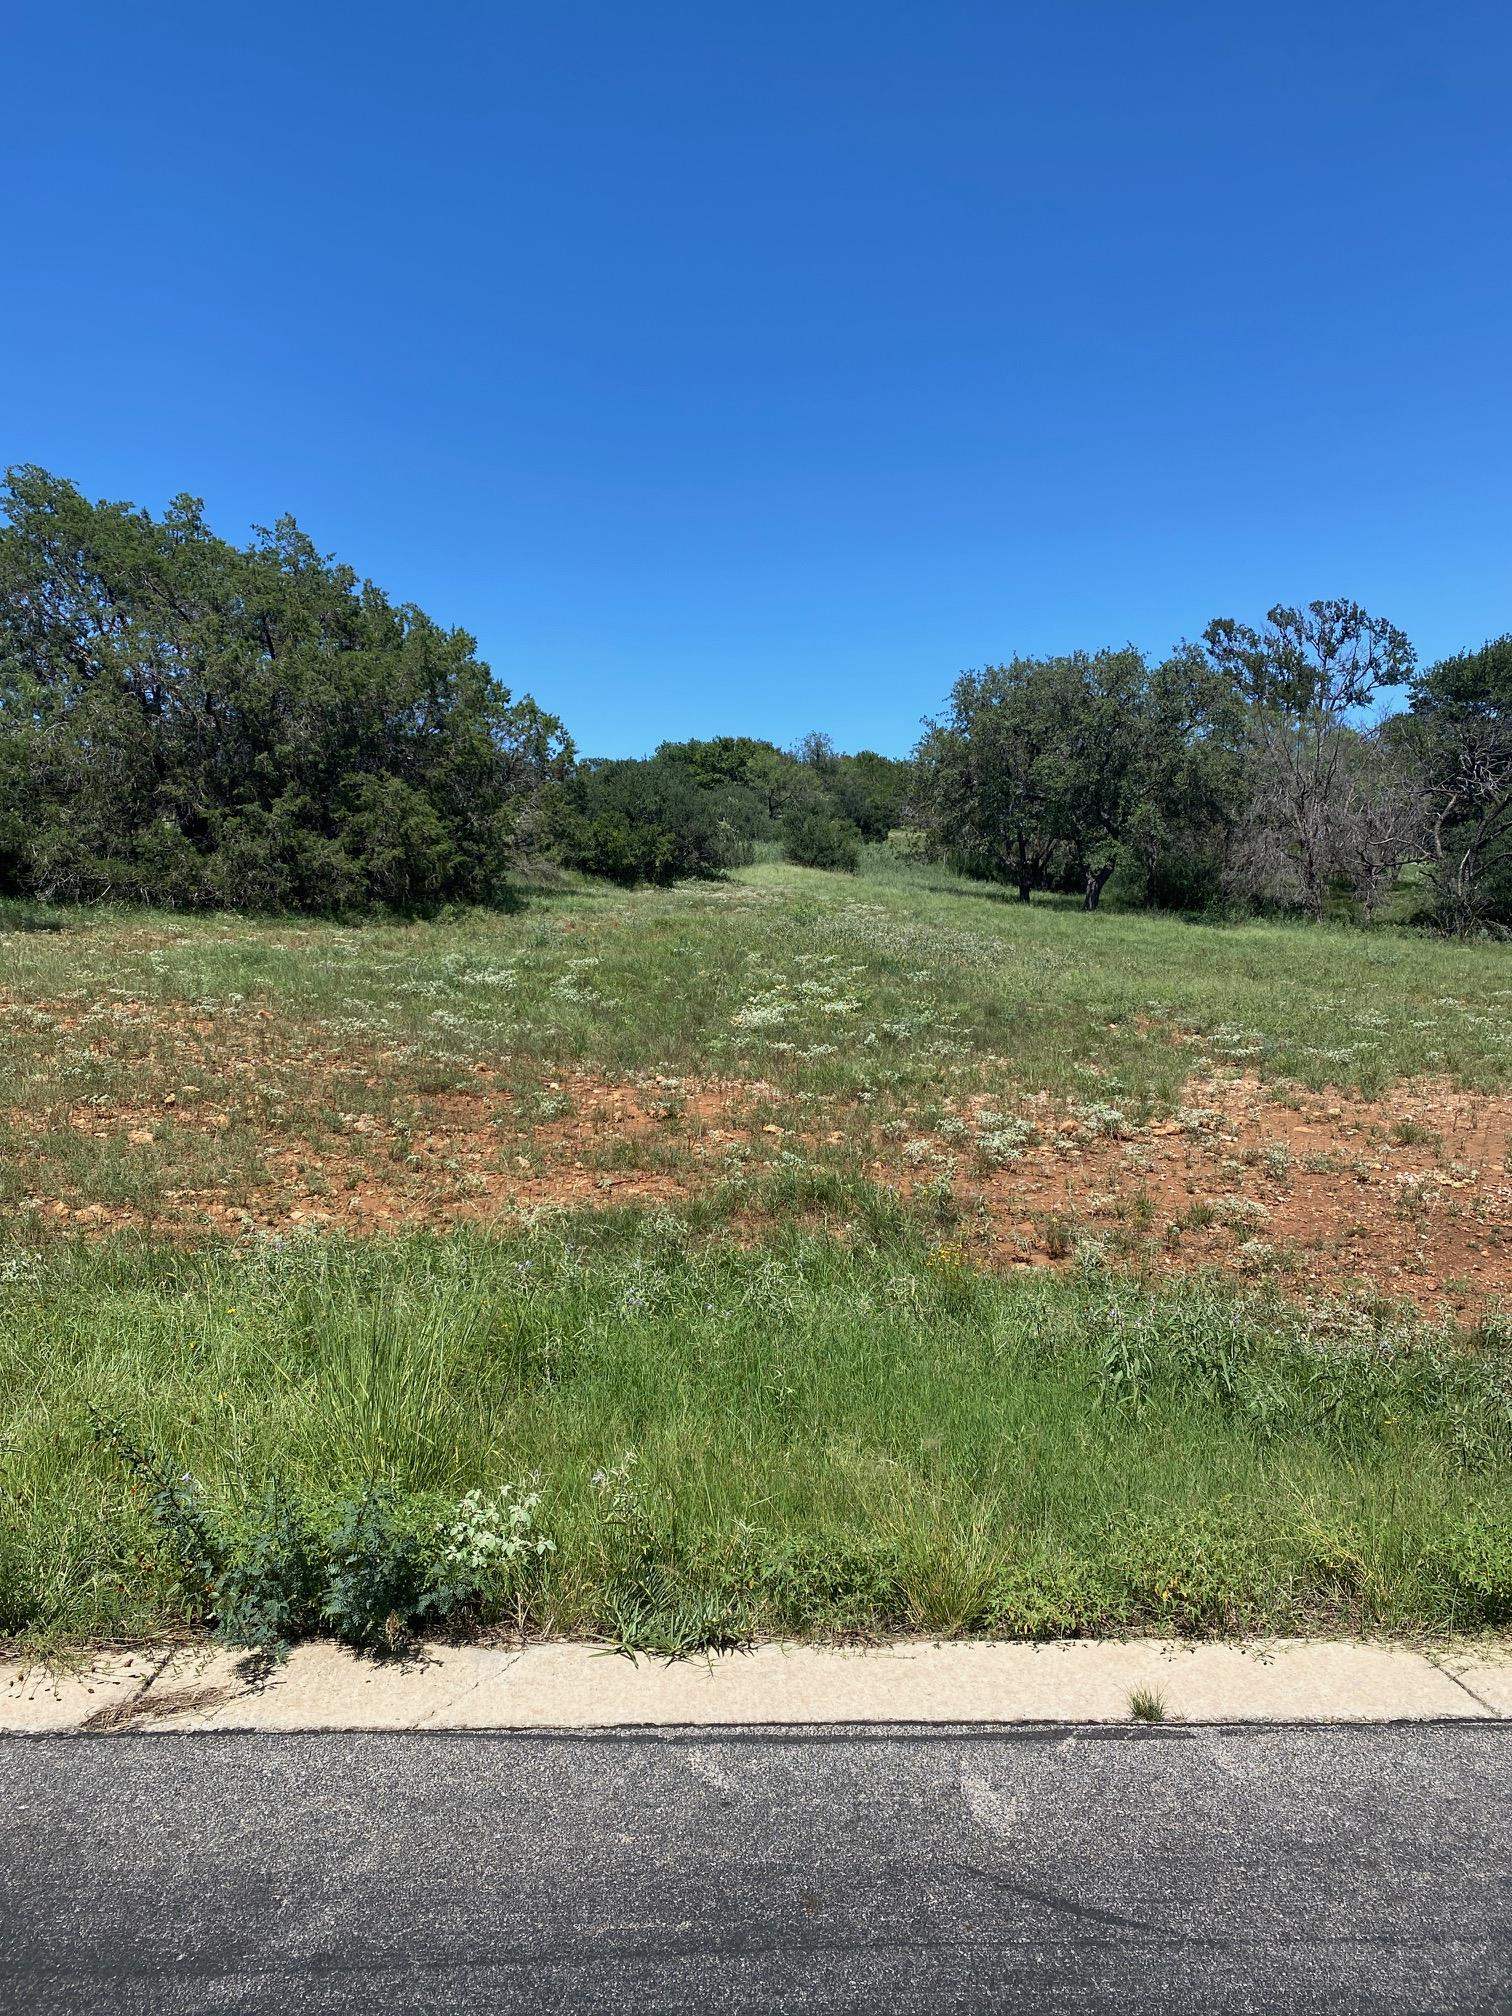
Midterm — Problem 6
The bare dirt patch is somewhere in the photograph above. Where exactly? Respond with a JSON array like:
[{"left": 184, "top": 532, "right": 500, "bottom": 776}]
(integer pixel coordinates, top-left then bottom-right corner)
[
  {"left": 8, "top": 985, "right": 1509, "bottom": 1316},
  {"left": 19, "top": 1066, "right": 768, "bottom": 1236},
  {"left": 904, "top": 1074, "right": 1512, "bottom": 1318}
]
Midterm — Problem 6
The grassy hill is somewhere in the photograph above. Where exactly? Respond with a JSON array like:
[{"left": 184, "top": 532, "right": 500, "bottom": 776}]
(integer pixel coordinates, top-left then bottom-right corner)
[{"left": 2, "top": 855, "right": 1509, "bottom": 1653}]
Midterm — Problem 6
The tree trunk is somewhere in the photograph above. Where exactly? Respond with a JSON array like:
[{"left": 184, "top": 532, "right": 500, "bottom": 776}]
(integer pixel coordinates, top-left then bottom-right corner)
[{"left": 1082, "top": 862, "right": 1115, "bottom": 911}]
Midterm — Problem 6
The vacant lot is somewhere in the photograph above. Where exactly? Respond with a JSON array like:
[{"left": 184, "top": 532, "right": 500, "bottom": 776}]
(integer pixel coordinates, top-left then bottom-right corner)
[
  {"left": 2, "top": 856, "right": 1509, "bottom": 1651},
  {"left": 5, "top": 855, "right": 1510, "bottom": 1309}
]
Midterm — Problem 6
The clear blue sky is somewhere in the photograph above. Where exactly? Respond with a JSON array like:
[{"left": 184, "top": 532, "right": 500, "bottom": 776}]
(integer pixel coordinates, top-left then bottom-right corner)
[{"left": 7, "top": 2, "right": 1510, "bottom": 756}]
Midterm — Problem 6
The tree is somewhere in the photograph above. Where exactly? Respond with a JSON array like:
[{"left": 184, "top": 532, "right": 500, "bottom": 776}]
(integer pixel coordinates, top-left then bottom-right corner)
[
  {"left": 653, "top": 736, "right": 806, "bottom": 829},
  {"left": 540, "top": 754, "right": 753, "bottom": 886},
  {"left": 915, "top": 650, "right": 1175, "bottom": 910},
  {"left": 0, "top": 466, "right": 570, "bottom": 913},
  {"left": 828, "top": 750, "right": 914, "bottom": 840},
  {"left": 1042, "top": 647, "right": 1150, "bottom": 910},
  {"left": 1201, "top": 600, "right": 1415, "bottom": 715},
  {"left": 1120, "top": 645, "right": 1246, "bottom": 909},
  {"left": 651, "top": 732, "right": 911, "bottom": 850},
  {"left": 1330, "top": 730, "right": 1427, "bottom": 925},
  {"left": 781, "top": 804, "right": 860, "bottom": 871},
  {"left": 1404, "top": 636, "right": 1512, "bottom": 932},
  {"left": 1202, "top": 601, "right": 1415, "bottom": 918},
  {"left": 915, "top": 659, "right": 1085, "bottom": 901},
  {"left": 793, "top": 729, "right": 840, "bottom": 775}
]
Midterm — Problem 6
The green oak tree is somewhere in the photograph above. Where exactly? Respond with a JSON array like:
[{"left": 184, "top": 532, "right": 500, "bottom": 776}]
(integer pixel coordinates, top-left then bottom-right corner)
[{"left": 1404, "top": 635, "right": 1512, "bottom": 931}]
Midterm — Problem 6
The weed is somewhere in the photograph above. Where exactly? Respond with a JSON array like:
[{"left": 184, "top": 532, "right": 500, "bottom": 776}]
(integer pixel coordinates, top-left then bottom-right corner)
[
  {"left": 320, "top": 1486, "right": 429, "bottom": 1651},
  {"left": 1097, "top": 1319, "right": 1153, "bottom": 1409},
  {"left": 215, "top": 1478, "right": 321, "bottom": 1660},
  {"left": 1391, "top": 1119, "right": 1442, "bottom": 1152},
  {"left": 90, "top": 1413, "right": 220, "bottom": 1619},
  {"left": 1129, "top": 1687, "right": 1167, "bottom": 1723},
  {"left": 1178, "top": 1107, "right": 1222, "bottom": 1136},
  {"left": 1211, "top": 1194, "right": 1271, "bottom": 1234},
  {"left": 424, "top": 1483, "right": 554, "bottom": 1624},
  {"left": 1043, "top": 1216, "right": 1076, "bottom": 1259}
]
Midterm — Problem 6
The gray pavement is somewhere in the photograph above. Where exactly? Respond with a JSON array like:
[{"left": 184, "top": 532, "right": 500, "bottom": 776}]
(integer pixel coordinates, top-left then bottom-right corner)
[{"left": 2, "top": 1722, "right": 1509, "bottom": 2013}]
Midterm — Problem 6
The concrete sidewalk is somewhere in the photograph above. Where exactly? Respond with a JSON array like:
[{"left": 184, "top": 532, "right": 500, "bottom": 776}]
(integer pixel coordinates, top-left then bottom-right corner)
[{"left": 4, "top": 1636, "right": 1510, "bottom": 1733}]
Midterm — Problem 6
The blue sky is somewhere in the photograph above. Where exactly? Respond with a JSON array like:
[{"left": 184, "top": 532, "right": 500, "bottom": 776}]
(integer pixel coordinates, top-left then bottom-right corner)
[{"left": 6, "top": 2, "right": 1510, "bottom": 756}]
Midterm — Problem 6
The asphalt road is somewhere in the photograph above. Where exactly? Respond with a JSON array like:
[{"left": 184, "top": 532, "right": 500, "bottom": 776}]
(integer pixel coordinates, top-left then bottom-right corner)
[{"left": 2, "top": 1723, "right": 1508, "bottom": 2013}]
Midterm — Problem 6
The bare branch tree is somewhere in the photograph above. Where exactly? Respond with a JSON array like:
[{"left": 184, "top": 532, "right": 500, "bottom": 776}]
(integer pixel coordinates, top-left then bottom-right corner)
[
  {"left": 1332, "top": 731, "right": 1428, "bottom": 925},
  {"left": 1204, "top": 601, "right": 1415, "bottom": 920}
]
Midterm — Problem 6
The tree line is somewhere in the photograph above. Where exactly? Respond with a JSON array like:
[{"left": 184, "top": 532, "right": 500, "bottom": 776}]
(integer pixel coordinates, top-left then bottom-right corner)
[
  {"left": 1, "top": 468, "right": 1507, "bottom": 930},
  {"left": 537, "top": 732, "right": 910, "bottom": 884},
  {"left": 914, "top": 608, "right": 1511, "bottom": 931}
]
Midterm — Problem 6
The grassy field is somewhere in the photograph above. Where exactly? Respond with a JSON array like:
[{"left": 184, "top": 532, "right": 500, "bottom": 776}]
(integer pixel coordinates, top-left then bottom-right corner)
[{"left": 2, "top": 853, "right": 1509, "bottom": 1655}]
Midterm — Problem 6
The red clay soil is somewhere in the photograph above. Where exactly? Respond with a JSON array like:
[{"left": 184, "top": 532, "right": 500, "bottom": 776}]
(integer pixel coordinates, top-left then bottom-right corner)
[
  {"left": 918, "top": 1074, "right": 1511, "bottom": 1319},
  {"left": 16, "top": 1047, "right": 1512, "bottom": 1319}
]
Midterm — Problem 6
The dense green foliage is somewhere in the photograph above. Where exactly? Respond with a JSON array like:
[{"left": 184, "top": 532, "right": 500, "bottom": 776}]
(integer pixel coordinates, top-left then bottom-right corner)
[
  {"left": 537, "top": 754, "right": 756, "bottom": 885},
  {"left": 1404, "top": 635, "right": 1512, "bottom": 931},
  {"left": 914, "top": 645, "right": 1241, "bottom": 910},
  {"left": 1, "top": 469, "right": 1506, "bottom": 927},
  {"left": 781, "top": 803, "right": 861, "bottom": 871},
  {"left": 540, "top": 733, "right": 908, "bottom": 886},
  {"left": 0, "top": 467, "right": 571, "bottom": 914},
  {"left": 655, "top": 733, "right": 912, "bottom": 840},
  {"left": 914, "top": 602, "right": 1510, "bottom": 929}
]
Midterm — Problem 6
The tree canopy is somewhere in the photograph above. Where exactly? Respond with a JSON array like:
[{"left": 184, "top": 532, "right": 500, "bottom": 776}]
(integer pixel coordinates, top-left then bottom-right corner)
[
  {"left": 1405, "top": 635, "right": 1512, "bottom": 931},
  {"left": 0, "top": 467, "right": 571, "bottom": 913},
  {"left": 913, "top": 647, "right": 1241, "bottom": 909},
  {"left": 3, "top": 467, "right": 1508, "bottom": 933}
]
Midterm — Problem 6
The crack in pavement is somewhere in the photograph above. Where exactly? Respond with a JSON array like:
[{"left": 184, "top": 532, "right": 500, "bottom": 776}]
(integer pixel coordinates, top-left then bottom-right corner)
[{"left": 412, "top": 1651, "right": 524, "bottom": 1729}]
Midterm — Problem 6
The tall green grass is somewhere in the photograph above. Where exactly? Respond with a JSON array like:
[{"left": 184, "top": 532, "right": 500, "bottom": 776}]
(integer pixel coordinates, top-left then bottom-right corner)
[{"left": 3, "top": 1213, "right": 1507, "bottom": 1651}]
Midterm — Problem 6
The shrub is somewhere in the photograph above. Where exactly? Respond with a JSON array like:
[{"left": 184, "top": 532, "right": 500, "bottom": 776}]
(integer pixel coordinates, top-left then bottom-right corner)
[
  {"left": 1429, "top": 1507, "right": 1512, "bottom": 1628},
  {"left": 421, "top": 1484, "right": 554, "bottom": 1624},
  {"left": 0, "top": 467, "right": 571, "bottom": 915},
  {"left": 541, "top": 757, "right": 754, "bottom": 886},
  {"left": 781, "top": 805, "right": 861, "bottom": 872},
  {"left": 320, "top": 1487, "right": 430, "bottom": 1651},
  {"left": 215, "top": 1480, "right": 322, "bottom": 1660},
  {"left": 92, "top": 1414, "right": 556, "bottom": 1657}
]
